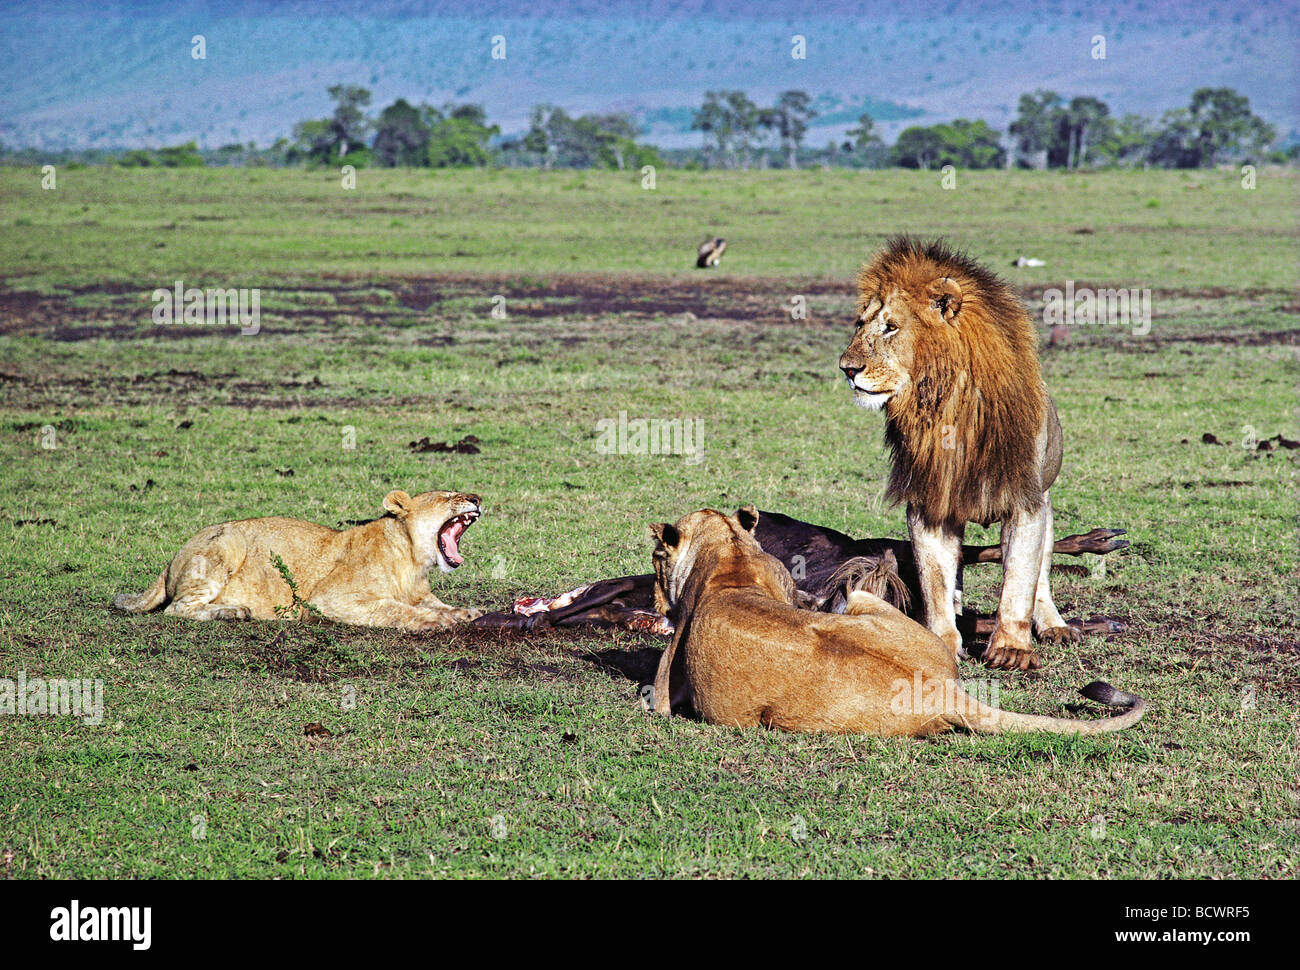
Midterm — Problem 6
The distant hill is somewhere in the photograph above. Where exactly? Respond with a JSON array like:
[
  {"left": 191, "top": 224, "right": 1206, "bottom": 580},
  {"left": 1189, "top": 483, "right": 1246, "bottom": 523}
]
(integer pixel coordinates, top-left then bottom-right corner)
[{"left": 1, "top": 0, "right": 1296, "bottom": 151}]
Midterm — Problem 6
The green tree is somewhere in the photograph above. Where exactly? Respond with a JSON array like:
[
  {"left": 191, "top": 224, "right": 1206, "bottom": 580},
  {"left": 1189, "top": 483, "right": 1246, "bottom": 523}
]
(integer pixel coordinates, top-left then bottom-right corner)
[
  {"left": 287, "top": 86, "right": 373, "bottom": 166},
  {"left": 522, "top": 104, "right": 558, "bottom": 167},
  {"left": 691, "top": 90, "right": 759, "bottom": 168},
  {"left": 1130, "top": 88, "right": 1274, "bottom": 169},
  {"left": 324, "top": 85, "right": 372, "bottom": 159},
  {"left": 561, "top": 113, "right": 623, "bottom": 168},
  {"left": 943, "top": 119, "right": 1005, "bottom": 168},
  {"left": 583, "top": 113, "right": 641, "bottom": 169},
  {"left": 372, "top": 98, "right": 429, "bottom": 167},
  {"left": 287, "top": 119, "right": 329, "bottom": 165},
  {"left": 725, "top": 91, "right": 760, "bottom": 168},
  {"left": 846, "top": 112, "right": 883, "bottom": 151},
  {"left": 156, "top": 141, "right": 204, "bottom": 167},
  {"left": 536, "top": 107, "right": 584, "bottom": 165},
  {"left": 771, "top": 90, "right": 817, "bottom": 169},
  {"left": 526, "top": 109, "right": 649, "bottom": 169},
  {"left": 1185, "top": 87, "right": 1275, "bottom": 165},
  {"left": 426, "top": 104, "right": 498, "bottom": 168},
  {"left": 891, "top": 126, "right": 946, "bottom": 169},
  {"left": 691, "top": 91, "right": 731, "bottom": 168},
  {"left": 1064, "top": 96, "right": 1111, "bottom": 168},
  {"left": 1147, "top": 109, "right": 1199, "bottom": 168},
  {"left": 845, "top": 112, "right": 887, "bottom": 168},
  {"left": 116, "top": 148, "right": 156, "bottom": 167},
  {"left": 1009, "top": 90, "right": 1063, "bottom": 168},
  {"left": 892, "top": 119, "right": 1004, "bottom": 170},
  {"left": 1092, "top": 113, "right": 1154, "bottom": 168}
]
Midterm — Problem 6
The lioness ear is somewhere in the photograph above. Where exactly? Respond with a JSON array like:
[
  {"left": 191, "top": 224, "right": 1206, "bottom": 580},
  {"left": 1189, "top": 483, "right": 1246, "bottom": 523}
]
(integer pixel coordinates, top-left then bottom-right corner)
[
  {"left": 383, "top": 490, "right": 413, "bottom": 518},
  {"left": 735, "top": 505, "right": 759, "bottom": 533},
  {"left": 927, "top": 277, "right": 963, "bottom": 322},
  {"left": 650, "top": 522, "right": 680, "bottom": 547}
]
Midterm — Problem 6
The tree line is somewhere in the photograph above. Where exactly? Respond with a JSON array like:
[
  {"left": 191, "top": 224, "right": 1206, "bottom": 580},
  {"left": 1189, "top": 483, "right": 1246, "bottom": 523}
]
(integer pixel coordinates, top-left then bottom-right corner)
[
  {"left": 686, "top": 86, "right": 1285, "bottom": 170},
  {"left": 278, "top": 85, "right": 663, "bottom": 171},
  {"left": 1001, "top": 87, "right": 1281, "bottom": 170},
  {"left": 2, "top": 84, "right": 1289, "bottom": 170}
]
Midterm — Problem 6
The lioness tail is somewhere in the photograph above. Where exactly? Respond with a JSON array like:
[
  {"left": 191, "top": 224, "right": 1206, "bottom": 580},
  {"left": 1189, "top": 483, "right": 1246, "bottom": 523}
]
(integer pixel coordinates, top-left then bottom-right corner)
[
  {"left": 113, "top": 571, "right": 168, "bottom": 613},
  {"left": 958, "top": 680, "right": 1146, "bottom": 735}
]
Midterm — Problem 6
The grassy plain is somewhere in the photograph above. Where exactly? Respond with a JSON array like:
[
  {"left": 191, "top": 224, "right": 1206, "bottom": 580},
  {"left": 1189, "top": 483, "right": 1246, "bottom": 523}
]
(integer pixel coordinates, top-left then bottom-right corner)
[{"left": 0, "top": 166, "right": 1296, "bottom": 877}]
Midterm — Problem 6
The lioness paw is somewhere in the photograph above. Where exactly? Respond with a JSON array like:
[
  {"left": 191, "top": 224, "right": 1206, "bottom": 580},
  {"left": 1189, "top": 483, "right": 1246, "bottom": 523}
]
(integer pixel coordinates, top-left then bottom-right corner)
[
  {"left": 939, "top": 629, "right": 967, "bottom": 662},
  {"left": 414, "top": 607, "right": 481, "bottom": 630}
]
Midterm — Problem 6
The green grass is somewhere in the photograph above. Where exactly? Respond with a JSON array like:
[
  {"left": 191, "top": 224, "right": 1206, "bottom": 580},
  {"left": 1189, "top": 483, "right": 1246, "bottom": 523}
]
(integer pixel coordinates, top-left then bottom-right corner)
[
  {"left": 0, "top": 167, "right": 1297, "bottom": 878},
  {"left": 2, "top": 165, "right": 1296, "bottom": 287}
]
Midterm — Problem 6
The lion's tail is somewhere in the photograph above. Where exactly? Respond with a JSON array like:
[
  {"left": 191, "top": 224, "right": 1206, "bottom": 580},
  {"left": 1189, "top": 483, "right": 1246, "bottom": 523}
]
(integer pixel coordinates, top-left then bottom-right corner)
[
  {"left": 113, "top": 571, "right": 168, "bottom": 613},
  {"left": 953, "top": 680, "right": 1146, "bottom": 735}
]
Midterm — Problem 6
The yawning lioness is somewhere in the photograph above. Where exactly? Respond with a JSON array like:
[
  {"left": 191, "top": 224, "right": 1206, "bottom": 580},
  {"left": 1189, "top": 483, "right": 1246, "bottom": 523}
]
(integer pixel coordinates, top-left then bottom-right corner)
[
  {"left": 648, "top": 506, "right": 1145, "bottom": 737},
  {"left": 114, "top": 489, "right": 484, "bottom": 631}
]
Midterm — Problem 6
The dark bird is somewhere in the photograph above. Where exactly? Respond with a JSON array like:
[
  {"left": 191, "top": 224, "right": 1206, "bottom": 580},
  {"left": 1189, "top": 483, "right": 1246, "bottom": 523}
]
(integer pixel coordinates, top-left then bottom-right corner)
[{"left": 696, "top": 236, "right": 726, "bottom": 268}]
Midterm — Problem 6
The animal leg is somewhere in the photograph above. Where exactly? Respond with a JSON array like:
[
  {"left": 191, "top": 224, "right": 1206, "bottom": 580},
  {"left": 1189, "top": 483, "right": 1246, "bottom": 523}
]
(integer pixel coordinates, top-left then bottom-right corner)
[
  {"left": 983, "top": 503, "right": 1046, "bottom": 670},
  {"left": 961, "top": 527, "right": 1129, "bottom": 564},
  {"left": 419, "top": 593, "right": 484, "bottom": 624},
  {"left": 1032, "top": 491, "right": 1082, "bottom": 646},
  {"left": 908, "top": 505, "right": 966, "bottom": 661},
  {"left": 162, "top": 555, "right": 248, "bottom": 621},
  {"left": 317, "top": 597, "right": 482, "bottom": 631},
  {"left": 1049, "top": 528, "right": 1129, "bottom": 557}
]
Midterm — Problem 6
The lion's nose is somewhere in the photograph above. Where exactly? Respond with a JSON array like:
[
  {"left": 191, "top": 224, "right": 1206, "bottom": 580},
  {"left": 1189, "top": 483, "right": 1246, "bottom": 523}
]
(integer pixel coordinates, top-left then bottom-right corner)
[
  {"left": 464, "top": 493, "right": 481, "bottom": 507},
  {"left": 840, "top": 365, "right": 861, "bottom": 381}
]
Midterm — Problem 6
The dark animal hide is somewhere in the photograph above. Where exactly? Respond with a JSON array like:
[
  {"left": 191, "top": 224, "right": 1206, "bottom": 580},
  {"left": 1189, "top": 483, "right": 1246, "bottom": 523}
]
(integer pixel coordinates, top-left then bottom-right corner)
[{"left": 473, "top": 509, "right": 1129, "bottom": 638}]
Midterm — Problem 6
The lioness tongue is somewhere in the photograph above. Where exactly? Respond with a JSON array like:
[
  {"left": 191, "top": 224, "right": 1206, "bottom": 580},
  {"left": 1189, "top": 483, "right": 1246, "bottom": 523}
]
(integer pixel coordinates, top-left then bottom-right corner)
[{"left": 440, "top": 519, "right": 466, "bottom": 565}]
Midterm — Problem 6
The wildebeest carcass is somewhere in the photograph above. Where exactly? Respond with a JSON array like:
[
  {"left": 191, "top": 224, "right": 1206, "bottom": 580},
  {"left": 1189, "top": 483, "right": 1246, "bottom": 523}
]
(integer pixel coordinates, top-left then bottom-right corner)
[{"left": 473, "top": 509, "right": 1130, "bottom": 649}]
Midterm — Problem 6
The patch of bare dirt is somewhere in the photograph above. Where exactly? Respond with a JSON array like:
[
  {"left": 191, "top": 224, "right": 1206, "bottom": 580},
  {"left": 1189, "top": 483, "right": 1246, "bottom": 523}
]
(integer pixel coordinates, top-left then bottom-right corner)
[
  {"left": 0, "top": 367, "right": 377, "bottom": 409},
  {"left": 4, "top": 275, "right": 1295, "bottom": 343},
  {"left": 1144, "top": 328, "right": 1300, "bottom": 348},
  {"left": 0, "top": 274, "right": 858, "bottom": 339}
]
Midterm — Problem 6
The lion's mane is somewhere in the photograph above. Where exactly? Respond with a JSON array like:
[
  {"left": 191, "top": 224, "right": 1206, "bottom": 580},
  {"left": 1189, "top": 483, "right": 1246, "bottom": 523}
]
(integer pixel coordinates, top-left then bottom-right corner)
[{"left": 859, "top": 237, "right": 1047, "bottom": 527}]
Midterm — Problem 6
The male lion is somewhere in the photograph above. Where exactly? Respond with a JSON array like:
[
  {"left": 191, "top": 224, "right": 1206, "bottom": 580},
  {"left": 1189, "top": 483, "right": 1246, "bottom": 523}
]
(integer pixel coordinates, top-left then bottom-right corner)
[
  {"left": 646, "top": 506, "right": 1145, "bottom": 737},
  {"left": 839, "top": 237, "right": 1076, "bottom": 670},
  {"left": 113, "top": 489, "right": 484, "bottom": 631}
]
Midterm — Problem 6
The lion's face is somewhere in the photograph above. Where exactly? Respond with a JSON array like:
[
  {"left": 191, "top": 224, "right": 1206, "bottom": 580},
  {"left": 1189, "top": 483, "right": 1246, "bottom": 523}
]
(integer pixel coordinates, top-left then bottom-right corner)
[
  {"left": 650, "top": 511, "right": 707, "bottom": 614},
  {"left": 837, "top": 277, "right": 961, "bottom": 410},
  {"left": 383, "top": 489, "right": 482, "bottom": 573},
  {"left": 650, "top": 507, "right": 760, "bottom": 614}
]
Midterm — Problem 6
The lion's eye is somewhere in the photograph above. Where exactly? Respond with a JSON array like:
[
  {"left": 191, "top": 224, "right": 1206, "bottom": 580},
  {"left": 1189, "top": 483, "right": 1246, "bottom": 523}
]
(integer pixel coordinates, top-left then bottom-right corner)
[{"left": 882, "top": 321, "right": 898, "bottom": 336}]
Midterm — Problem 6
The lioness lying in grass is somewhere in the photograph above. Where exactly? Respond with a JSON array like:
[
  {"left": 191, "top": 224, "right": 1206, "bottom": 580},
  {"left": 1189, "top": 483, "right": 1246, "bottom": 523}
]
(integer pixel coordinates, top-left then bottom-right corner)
[
  {"left": 114, "top": 489, "right": 484, "bottom": 631},
  {"left": 647, "top": 506, "right": 1145, "bottom": 737}
]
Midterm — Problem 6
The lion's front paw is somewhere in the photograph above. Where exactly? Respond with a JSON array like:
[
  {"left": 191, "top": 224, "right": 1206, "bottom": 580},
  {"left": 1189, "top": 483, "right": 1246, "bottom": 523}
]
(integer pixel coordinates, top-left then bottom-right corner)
[
  {"left": 414, "top": 608, "right": 481, "bottom": 631},
  {"left": 1038, "top": 624, "right": 1082, "bottom": 645},
  {"left": 212, "top": 606, "right": 251, "bottom": 621},
  {"left": 982, "top": 631, "right": 1040, "bottom": 671},
  {"left": 441, "top": 607, "right": 483, "bottom": 626}
]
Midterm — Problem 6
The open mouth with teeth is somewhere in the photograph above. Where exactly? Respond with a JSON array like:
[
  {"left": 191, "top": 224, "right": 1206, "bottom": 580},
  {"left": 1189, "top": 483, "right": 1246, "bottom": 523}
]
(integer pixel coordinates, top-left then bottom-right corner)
[{"left": 437, "top": 508, "right": 480, "bottom": 568}]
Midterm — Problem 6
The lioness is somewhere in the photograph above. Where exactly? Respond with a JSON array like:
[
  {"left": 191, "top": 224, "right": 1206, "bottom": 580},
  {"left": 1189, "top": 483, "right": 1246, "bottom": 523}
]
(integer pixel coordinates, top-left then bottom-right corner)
[
  {"left": 114, "top": 489, "right": 484, "bottom": 631},
  {"left": 647, "top": 506, "right": 1145, "bottom": 737},
  {"left": 839, "top": 237, "right": 1076, "bottom": 670}
]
